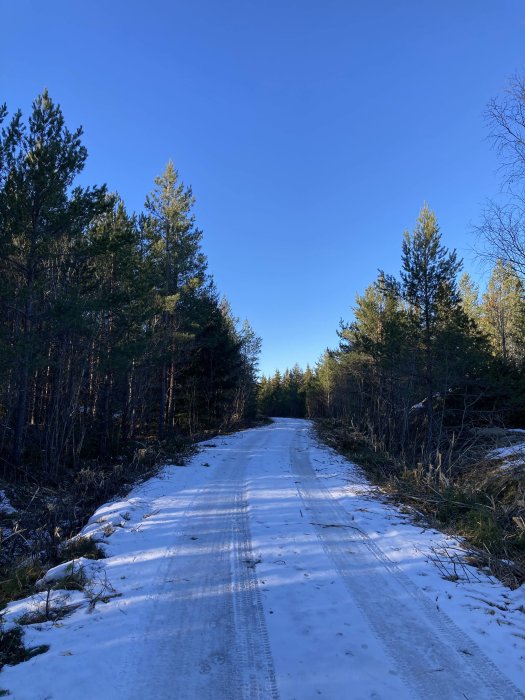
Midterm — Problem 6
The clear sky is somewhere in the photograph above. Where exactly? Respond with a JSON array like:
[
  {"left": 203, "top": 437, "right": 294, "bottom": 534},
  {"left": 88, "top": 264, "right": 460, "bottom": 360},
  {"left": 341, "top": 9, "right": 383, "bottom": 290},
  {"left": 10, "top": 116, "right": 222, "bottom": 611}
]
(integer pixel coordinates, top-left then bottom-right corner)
[{"left": 1, "top": 1, "right": 525, "bottom": 376}]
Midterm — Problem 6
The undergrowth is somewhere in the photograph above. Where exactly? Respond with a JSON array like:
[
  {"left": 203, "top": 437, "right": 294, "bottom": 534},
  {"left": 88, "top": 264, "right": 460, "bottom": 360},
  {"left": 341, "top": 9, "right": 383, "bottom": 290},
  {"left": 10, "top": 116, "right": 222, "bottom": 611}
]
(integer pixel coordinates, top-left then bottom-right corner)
[
  {"left": 0, "top": 625, "right": 49, "bottom": 669},
  {"left": 316, "top": 418, "right": 525, "bottom": 588},
  {"left": 0, "top": 420, "right": 263, "bottom": 673},
  {"left": 0, "top": 437, "right": 195, "bottom": 611},
  {"left": 0, "top": 418, "right": 262, "bottom": 612}
]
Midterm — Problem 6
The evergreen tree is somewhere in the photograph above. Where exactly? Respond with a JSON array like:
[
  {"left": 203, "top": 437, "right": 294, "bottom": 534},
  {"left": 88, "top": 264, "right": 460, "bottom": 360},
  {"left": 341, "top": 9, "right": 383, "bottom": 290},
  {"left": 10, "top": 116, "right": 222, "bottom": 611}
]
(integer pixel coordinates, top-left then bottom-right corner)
[
  {"left": 0, "top": 93, "right": 261, "bottom": 478},
  {"left": 257, "top": 366, "right": 307, "bottom": 418},
  {"left": 143, "top": 161, "right": 207, "bottom": 439},
  {"left": 85, "top": 200, "right": 151, "bottom": 455},
  {"left": 236, "top": 319, "right": 262, "bottom": 420},
  {"left": 459, "top": 272, "right": 481, "bottom": 325},
  {"left": 316, "top": 206, "right": 490, "bottom": 466},
  {"left": 302, "top": 365, "right": 318, "bottom": 418},
  {"left": 338, "top": 273, "right": 413, "bottom": 451},
  {"left": 400, "top": 204, "right": 462, "bottom": 452},
  {"left": 0, "top": 91, "right": 109, "bottom": 466}
]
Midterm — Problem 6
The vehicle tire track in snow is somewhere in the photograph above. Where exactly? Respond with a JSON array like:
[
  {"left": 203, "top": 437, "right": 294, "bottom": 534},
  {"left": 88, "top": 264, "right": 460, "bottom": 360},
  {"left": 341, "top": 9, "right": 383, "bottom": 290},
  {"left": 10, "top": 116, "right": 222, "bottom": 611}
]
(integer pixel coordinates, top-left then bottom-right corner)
[
  {"left": 231, "top": 483, "right": 279, "bottom": 699},
  {"left": 292, "top": 426, "right": 524, "bottom": 700},
  {"left": 124, "top": 431, "right": 278, "bottom": 700}
]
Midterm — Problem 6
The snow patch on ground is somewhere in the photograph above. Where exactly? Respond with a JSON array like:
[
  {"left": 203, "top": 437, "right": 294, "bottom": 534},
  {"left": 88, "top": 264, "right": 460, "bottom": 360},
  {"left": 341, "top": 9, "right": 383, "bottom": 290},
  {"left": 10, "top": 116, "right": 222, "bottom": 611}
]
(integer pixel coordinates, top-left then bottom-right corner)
[
  {"left": 0, "top": 489, "right": 16, "bottom": 514},
  {"left": 0, "top": 450, "right": 226, "bottom": 699},
  {"left": 489, "top": 442, "right": 525, "bottom": 468},
  {"left": 286, "top": 431, "right": 525, "bottom": 693}
]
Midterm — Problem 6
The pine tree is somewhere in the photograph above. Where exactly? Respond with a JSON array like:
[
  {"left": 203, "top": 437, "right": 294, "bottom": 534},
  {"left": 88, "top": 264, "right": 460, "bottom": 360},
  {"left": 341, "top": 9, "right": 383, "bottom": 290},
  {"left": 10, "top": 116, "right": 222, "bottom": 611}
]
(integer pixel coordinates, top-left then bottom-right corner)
[
  {"left": 235, "top": 319, "right": 262, "bottom": 420},
  {"left": 143, "top": 161, "right": 207, "bottom": 439},
  {"left": 338, "top": 273, "right": 413, "bottom": 451},
  {"left": 85, "top": 200, "right": 151, "bottom": 455},
  {"left": 0, "top": 94, "right": 262, "bottom": 478},
  {"left": 0, "top": 91, "right": 109, "bottom": 466},
  {"left": 459, "top": 272, "right": 481, "bottom": 325},
  {"left": 302, "top": 365, "right": 318, "bottom": 418},
  {"left": 315, "top": 351, "right": 340, "bottom": 416}
]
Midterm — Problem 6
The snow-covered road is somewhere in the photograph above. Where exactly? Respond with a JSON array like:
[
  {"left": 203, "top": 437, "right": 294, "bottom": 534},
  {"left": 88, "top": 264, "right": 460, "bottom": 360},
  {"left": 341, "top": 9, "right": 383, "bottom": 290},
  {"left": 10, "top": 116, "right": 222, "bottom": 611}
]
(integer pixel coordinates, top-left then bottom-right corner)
[{"left": 2, "top": 418, "right": 524, "bottom": 699}]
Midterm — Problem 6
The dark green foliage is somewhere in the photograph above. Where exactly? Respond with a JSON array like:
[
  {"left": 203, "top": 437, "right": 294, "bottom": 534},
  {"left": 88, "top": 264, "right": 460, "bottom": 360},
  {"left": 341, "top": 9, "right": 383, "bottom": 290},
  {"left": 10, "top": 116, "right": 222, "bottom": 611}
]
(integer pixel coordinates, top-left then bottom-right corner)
[
  {"left": 0, "top": 91, "right": 110, "bottom": 468},
  {"left": 258, "top": 365, "right": 308, "bottom": 418},
  {"left": 306, "top": 203, "right": 525, "bottom": 584},
  {"left": 0, "top": 93, "right": 261, "bottom": 480},
  {"left": 311, "top": 205, "right": 496, "bottom": 469}
]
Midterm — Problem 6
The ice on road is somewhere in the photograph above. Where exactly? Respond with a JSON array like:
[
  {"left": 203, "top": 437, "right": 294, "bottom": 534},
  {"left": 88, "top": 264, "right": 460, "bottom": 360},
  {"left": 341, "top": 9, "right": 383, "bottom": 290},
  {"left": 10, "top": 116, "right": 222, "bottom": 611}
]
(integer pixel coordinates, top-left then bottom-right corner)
[{"left": 2, "top": 418, "right": 524, "bottom": 699}]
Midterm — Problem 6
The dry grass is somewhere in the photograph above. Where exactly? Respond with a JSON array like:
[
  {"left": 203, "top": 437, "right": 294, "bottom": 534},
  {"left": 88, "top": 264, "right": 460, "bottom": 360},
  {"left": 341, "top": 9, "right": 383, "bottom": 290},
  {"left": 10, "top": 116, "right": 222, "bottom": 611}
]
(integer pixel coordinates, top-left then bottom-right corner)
[{"left": 316, "top": 418, "right": 525, "bottom": 588}]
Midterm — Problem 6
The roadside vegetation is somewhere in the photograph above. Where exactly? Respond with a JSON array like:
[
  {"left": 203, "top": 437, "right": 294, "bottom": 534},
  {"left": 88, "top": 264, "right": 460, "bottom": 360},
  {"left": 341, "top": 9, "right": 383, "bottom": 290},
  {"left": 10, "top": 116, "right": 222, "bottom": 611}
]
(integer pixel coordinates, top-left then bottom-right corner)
[
  {"left": 315, "top": 419, "right": 525, "bottom": 589},
  {"left": 258, "top": 74, "right": 525, "bottom": 588}
]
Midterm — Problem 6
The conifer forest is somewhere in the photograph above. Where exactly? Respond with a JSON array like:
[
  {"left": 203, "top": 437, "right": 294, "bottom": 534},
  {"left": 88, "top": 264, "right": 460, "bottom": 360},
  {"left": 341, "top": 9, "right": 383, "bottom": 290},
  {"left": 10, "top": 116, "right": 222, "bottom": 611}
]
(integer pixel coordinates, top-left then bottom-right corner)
[
  {"left": 261, "top": 76, "right": 525, "bottom": 465},
  {"left": 5, "top": 1, "right": 525, "bottom": 694},
  {"left": 260, "top": 204, "right": 525, "bottom": 462},
  {"left": 258, "top": 77, "right": 525, "bottom": 579},
  {"left": 0, "top": 91, "right": 261, "bottom": 483},
  {"left": 3, "top": 77, "right": 525, "bottom": 622}
]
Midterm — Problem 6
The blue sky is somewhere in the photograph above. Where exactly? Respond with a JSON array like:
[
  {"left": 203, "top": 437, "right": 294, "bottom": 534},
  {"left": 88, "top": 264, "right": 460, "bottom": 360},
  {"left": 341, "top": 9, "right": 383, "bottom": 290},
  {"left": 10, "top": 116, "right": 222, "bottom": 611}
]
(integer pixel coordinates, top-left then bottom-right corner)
[{"left": 1, "top": 1, "right": 525, "bottom": 375}]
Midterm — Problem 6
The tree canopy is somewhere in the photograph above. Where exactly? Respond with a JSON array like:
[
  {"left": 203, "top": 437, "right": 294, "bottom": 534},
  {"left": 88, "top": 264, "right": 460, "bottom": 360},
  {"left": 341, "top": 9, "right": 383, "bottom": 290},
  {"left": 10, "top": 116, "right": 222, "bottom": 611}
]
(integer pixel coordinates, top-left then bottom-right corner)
[{"left": 0, "top": 93, "right": 261, "bottom": 478}]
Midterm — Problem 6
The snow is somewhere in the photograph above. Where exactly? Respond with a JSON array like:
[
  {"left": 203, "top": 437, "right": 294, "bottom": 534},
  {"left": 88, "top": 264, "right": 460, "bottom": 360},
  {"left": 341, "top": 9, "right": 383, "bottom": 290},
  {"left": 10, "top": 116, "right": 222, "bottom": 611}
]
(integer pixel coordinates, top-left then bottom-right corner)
[
  {"left": 0, "top": 489, "right": 16, "bottom": 514},
  {"left": 489, "top": 442, "right": 525, "bottom": 468},
  {"left": 2, "top": 590, "right": 88, "bottom": 629},
  {"left": 1, "top": 419, "right": 524, "bottom": 699},
  {"left": 36, "top": 558, "right": 101, "bottom": 588}
]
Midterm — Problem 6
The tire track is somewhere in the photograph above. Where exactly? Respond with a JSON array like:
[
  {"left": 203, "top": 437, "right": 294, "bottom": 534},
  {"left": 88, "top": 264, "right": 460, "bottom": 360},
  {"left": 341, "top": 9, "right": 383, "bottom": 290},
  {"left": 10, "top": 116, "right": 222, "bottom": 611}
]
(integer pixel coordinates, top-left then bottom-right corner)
[
  {"left": 231, "top": 484, "right": 279, "bottom": 700},
  {"left": 292, "top": 427, "right": 524, "bottom": 700},
  {"left": 124, "top": 431, "right": 278, "bottom": 700}
]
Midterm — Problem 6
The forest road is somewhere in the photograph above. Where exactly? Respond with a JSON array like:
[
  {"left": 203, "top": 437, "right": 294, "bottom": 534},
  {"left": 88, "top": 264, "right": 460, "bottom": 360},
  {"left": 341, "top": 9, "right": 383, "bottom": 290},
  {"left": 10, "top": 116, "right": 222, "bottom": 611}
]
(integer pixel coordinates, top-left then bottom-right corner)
[{"left": 121, "top": 418, "right": 524, "bottom": 700}]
